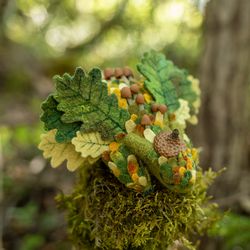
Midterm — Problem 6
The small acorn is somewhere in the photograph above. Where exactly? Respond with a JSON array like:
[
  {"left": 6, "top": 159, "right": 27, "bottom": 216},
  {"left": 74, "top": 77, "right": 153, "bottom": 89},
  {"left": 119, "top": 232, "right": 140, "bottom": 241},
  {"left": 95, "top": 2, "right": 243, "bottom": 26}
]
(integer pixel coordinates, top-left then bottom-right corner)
[
  {"left": 135, "top": 94, "right": 145, "bottom": 111},
  {"left": 153, "top": 129, "right": 186, "bottom": 158}
]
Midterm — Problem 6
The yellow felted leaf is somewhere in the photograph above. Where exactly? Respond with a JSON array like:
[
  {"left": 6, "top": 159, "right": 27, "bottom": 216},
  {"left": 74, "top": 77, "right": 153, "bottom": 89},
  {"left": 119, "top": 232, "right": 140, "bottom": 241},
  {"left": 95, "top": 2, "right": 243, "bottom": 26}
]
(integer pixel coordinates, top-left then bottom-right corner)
[
  {"left": 125, "top": 119, "right": 137, "bottom": 133},
  {"left": 143, "top": 128, "right": 156, "bottom": 143},
  {"left": 38, "top": 129, "right": 85, "bottom": 171},
  {"left": 72, "top": 131, "right": 111, "bottom": 159}
]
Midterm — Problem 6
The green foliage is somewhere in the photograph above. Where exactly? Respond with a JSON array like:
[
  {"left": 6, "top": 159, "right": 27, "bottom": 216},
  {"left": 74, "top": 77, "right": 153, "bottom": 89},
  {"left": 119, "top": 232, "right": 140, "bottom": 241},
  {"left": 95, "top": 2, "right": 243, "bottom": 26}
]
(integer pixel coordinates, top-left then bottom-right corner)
[
  {"left": 57, "top": 165, "right": 220, "bottom": 250},
  {"left": 137, "top": 50, "right": 197, "bottom": 112},
  {"left": 20, "top": 234, "right": 45, "bottom": 250},
  {"left": 12, "top": 202, "right": 38, "bottom": 227},
  {"left": 54, "top": 67, "right": 130, "bottom": 140},
  {"left": 210, "top": 212, "right": 250, "bottom": 250},
  {"left": 41, "top": 95, "right": 81, "bottom": 143}
]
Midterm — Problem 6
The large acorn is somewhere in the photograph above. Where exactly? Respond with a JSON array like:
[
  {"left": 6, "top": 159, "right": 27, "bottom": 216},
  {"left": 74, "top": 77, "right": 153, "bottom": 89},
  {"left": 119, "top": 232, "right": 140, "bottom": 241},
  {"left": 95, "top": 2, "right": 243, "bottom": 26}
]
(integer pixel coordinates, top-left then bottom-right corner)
[{"left": 153, "top": 129, "right": 186, "bottom": 158}]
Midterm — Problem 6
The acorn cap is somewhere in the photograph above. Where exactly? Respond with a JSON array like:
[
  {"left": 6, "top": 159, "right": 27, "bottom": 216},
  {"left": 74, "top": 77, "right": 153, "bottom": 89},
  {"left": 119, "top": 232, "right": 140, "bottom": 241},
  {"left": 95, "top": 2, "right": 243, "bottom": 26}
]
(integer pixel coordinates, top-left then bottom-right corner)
[
  {"left": 135, "top": 94, "right": 145, "bottom": 104},
  {"left": 123, "top": 67, "right": 133, "bottom": 77},
  {"left": 153, "top": 129, "right": 186, "bottom": 158},
  {"left": 141, "top": 114, "right": 151, "bottom": 126},
  {"left": 121, "top": 86, "right": 132, "bottom": 99},
  {"left": 130, "top": 84, "right": 140, "bottom": 94},
  {"left": 114, "top": 67, "right": 123, "bottom": 78},
  {"left": 151, "top": 103, "right": 159, "bottom": 112},
  {"left": 158, "top": 104, "right": 168, "bottom": 114},
  {"left": 104, "top": 68, "right": 114, "bottom": 80}
]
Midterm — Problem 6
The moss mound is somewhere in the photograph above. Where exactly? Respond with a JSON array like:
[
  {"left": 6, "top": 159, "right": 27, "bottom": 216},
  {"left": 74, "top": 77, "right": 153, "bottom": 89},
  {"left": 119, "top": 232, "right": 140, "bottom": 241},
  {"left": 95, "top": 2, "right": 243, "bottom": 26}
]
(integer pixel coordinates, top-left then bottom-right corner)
[{"left": 57, "top": 164, "right": 220, "bottom": 250}]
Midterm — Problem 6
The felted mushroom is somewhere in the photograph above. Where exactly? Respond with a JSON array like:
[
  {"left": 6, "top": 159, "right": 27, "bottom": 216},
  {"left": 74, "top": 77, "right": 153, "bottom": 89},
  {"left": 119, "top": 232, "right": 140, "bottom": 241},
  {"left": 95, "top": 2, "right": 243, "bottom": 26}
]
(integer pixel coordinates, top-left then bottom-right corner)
[
  {"left": 121, "top": 86, "right": 133, "bottom": 105},
  {"left": 123, "top": 67, "right": 134, "bottom": 78},
  {"left": 151, "top": 103, "right": 159, "bottom": 113},
  {"left": 135, "top": 94, "right": 145, "bottom": 111},
  {"left": 130, "top": 83, "right": 140, "bottom": 101},
  {"left": 103, "top": 68, "right": 114, "bottom": 80},
  {"left": 141, "top": 114, "right": 151, "bottom": 128},
  {"left": 114, "top": 67, "right": 123, "bottom": 79},
  {"left": 158, "top": 104, "right": 168, "bottom": 114}
]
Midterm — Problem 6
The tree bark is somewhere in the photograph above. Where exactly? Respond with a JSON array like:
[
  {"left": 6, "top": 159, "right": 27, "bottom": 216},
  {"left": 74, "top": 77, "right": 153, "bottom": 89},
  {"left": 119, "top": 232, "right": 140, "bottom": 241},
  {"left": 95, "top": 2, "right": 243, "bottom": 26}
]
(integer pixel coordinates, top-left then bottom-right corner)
[{"left": 196, "top": 0, "right": 250, "bottom": 211}]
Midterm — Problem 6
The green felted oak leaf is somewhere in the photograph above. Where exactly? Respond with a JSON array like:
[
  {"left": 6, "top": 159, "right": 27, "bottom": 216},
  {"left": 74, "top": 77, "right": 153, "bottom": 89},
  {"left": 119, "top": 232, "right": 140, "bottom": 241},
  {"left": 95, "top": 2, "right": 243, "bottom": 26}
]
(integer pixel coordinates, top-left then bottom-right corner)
[
  {"left": 54, "top": 67, "right": 130, "bottom": 140},
  {"left": 41, "top": 95, "right": 82, "bottom": 143},
  {"left": 137, "top": 50, "right": 197, "bottom": 113}
]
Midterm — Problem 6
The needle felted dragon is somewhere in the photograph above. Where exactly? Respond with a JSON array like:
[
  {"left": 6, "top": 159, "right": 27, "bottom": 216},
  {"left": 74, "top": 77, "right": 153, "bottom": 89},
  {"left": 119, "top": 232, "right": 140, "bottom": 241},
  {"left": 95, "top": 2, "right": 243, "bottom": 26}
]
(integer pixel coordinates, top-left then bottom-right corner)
[
  {"left": 39, "top": 50, "right": 200, "bottom": 194},
  {"left": 38, "top": 51, "right": 220, "bottom": 250}
]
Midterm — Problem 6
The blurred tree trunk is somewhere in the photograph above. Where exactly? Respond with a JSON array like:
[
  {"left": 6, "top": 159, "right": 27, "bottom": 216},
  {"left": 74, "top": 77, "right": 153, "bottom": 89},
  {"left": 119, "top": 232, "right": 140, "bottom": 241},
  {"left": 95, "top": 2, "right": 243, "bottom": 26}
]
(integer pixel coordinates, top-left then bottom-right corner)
[{"left": 197, "top": 0, "right": 250, "bottom": 211}]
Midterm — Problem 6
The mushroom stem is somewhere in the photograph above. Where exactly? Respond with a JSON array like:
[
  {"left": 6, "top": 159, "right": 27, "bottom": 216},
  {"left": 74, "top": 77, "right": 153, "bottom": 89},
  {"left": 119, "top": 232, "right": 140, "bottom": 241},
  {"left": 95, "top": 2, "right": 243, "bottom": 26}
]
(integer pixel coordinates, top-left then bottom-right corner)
[{"left": 121, "top": 75, "right": 129, "bottom": 84}]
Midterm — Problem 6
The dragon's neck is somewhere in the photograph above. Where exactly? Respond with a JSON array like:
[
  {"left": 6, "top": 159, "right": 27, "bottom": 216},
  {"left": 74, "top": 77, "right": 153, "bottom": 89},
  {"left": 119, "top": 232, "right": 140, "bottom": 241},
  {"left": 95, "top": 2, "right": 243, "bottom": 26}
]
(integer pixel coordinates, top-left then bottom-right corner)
[{"left": 122, "top": 133, "right": 161, "bottom": 181}]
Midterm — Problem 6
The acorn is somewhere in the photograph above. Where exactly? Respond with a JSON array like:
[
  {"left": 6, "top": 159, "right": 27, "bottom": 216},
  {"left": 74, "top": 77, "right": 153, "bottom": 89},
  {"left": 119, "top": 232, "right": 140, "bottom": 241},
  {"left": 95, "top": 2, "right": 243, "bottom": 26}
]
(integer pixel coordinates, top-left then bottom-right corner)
[
  {"left": 153, "top": 129, "right": 186, "bottom": 158},
  {"left": 103, "top": 68, "right": 114, "bottom": 80}
]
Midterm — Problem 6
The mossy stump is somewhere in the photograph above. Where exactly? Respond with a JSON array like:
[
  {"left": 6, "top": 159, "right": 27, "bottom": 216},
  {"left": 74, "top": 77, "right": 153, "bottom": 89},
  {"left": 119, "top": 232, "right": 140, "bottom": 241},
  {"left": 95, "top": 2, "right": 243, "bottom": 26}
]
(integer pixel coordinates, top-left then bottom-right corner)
[{"left": 56, "top": 163, "right": 219, "bottom": 250}]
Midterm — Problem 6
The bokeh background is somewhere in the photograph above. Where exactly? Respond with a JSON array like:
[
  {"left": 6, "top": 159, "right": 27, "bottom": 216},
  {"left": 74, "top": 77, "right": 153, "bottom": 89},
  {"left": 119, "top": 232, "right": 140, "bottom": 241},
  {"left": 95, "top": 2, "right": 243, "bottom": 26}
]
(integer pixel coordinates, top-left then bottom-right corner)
[{"left": 1, "top": 0, "right": 249, "bottom": 249}]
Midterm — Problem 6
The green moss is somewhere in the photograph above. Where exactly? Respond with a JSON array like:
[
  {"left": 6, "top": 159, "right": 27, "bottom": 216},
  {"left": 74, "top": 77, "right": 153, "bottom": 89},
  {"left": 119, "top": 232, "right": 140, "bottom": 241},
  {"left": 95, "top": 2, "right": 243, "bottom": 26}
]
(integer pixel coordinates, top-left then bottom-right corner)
[{"left": 56, "top": 164, "right": 220, "bottom": 250}]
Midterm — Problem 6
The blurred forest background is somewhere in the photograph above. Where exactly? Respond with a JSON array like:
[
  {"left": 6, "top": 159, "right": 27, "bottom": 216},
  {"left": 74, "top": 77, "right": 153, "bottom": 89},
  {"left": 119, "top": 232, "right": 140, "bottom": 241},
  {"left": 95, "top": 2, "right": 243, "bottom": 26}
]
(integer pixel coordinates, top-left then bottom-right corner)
[{"left": 0, "top": 0, "right": 249, "bottom": 249}]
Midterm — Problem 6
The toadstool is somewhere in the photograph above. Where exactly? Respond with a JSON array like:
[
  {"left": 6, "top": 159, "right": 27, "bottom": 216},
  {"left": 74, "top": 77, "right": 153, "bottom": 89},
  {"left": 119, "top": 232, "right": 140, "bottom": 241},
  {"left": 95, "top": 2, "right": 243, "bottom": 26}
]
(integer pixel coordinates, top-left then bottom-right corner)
[
  {"left": 104, "top": 68, "right": 114, "bottom": 80},
  {"left": 151, "top": 103, "right": 159, "bottom": 113},
  {"left": 121, "top": 86, "right": 133, "bottom": 105},
  {"left": 135, "top": 94, "right": 145, "bottom": 111},
  {"left": 141, "top": 114, "right": 152, "bottom": 128},
  {"left": 158, "top": 104, "right": 168, "bottom": 114},
  {"left": 114, "top": 67, "right": 123, "bottom": 79}
]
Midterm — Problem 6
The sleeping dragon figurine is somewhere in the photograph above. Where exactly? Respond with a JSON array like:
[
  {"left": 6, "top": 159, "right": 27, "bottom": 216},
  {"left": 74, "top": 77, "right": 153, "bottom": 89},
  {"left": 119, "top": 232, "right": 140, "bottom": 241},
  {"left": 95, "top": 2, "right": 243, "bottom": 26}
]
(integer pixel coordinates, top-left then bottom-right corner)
[{"left": 38, "top": 51, "right": 201, "bottom": 194}]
